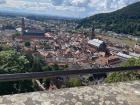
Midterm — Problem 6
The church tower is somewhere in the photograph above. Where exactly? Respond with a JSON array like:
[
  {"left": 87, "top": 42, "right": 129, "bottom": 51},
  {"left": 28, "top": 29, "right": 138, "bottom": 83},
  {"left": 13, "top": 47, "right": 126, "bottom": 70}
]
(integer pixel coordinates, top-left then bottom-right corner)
[
  {"left": 91, "top": 25, "right": 95, "bottom": 39},
  {"left": 21, "top": 17, "right": 25, "bottom": 36}
]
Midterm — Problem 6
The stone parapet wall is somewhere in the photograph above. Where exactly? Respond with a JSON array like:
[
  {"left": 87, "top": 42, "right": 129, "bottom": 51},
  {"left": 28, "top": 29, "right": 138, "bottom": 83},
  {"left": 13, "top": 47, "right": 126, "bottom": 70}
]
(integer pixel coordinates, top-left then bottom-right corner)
[{"left": 0, "top": 81, "right": 140, "bottom": 105}]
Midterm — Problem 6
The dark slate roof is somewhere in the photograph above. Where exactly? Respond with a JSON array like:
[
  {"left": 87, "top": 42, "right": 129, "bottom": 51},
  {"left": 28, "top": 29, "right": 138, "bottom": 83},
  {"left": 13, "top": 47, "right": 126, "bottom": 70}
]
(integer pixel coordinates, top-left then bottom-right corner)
[{"left": 23, "top": 29, "right": 45, "bottom": 36}]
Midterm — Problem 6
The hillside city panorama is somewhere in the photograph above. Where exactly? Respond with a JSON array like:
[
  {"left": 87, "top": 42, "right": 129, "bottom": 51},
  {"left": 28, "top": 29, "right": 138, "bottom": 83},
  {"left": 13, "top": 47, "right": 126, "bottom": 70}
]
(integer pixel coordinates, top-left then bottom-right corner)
[{"left": 0, "top": 0, "right": 140, "bottom": 99}]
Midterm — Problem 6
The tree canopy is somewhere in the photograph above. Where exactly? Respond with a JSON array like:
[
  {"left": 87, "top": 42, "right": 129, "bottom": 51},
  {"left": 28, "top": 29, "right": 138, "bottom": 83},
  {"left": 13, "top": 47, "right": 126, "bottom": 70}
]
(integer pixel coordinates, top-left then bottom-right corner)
[
  {"left": 0, "top": 50, "right": 29, "bottom": 73},
  {"left": 24, "top": 41, "right": 31, "bottom": 47},
  {"left": 78, "top": 2, "right": 140, "bottom": 36}
]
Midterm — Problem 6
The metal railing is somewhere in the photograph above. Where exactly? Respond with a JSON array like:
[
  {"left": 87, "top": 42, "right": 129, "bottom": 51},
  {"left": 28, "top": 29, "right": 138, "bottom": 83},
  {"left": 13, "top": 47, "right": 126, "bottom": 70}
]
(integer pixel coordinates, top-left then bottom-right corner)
[{"left": 0, "top": 66, "right": 140, "bottom": 82}]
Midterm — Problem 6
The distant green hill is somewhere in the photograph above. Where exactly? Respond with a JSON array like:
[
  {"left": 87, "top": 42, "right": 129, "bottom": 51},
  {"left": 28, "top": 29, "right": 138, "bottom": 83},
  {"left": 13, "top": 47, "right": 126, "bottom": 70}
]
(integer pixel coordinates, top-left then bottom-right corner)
[{"left": 78, "top": 2, "right": 140, "bottom": 36}]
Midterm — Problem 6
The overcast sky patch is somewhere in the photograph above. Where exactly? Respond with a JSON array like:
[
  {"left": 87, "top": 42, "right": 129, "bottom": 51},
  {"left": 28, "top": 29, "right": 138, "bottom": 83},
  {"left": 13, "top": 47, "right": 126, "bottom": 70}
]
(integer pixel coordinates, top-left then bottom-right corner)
[{"left": 0, "top": 0, "right": 139, "bottom": 18}]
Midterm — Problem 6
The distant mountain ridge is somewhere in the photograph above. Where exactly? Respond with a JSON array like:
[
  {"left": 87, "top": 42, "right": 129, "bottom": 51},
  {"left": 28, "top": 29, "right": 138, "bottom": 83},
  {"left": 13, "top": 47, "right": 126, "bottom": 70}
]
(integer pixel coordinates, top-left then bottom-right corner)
[
  {"left": 0, "top": 11, "right": 76, "bottom": 20},
  {"left": 78, "top": 1, "right": 140, "bottom": 36}
]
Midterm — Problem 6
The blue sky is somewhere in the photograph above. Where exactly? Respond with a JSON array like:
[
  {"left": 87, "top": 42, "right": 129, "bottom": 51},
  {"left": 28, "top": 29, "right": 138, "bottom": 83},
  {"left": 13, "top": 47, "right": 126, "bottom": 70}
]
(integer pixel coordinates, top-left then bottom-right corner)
[{"left": 0, "top": 0, "right": 139, "bottom": 18}]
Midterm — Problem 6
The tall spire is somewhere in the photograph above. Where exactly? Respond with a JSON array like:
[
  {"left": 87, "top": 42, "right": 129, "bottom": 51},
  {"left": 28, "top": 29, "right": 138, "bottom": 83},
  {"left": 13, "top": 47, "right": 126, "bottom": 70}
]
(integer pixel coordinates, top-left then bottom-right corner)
[
  {"left": 21, "top": 17, "right": 25, "bottom": 36},
  {"left": 91, "top": 25, "right": 95, "bottom": 39}
]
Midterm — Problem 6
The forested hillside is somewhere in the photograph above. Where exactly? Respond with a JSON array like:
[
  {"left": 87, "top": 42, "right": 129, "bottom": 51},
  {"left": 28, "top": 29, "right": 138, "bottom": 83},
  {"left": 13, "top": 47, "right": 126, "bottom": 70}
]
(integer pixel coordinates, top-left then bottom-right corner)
[{"left": 78, "top": 2, "right": 140, "bottom": 36}]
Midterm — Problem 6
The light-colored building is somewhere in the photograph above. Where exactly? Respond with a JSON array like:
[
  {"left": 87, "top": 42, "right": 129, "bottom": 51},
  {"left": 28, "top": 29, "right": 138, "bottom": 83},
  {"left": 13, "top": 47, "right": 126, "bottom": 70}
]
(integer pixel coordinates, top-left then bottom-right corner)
[
  {"left": 88, "top": 39, "right": 106, "bottom": 51},
  {"left": 117, "top": 52, "right": 132, "bottom": 59}
]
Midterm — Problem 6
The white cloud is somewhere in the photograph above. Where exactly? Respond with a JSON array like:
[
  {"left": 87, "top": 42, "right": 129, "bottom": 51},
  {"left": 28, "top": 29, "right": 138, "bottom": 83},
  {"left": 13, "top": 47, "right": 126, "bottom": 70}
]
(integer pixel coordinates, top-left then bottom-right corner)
[
  {"left": 0, "top": 0, "right": 139, "bottom": 17},
  {"left": 0, "top": 0, "right": 5, "bottom": 4},
  {"left": 88, "top": 0, "right": 140, "bottom": 15},
  {"left": 71, "top": 0, "right": 88, "bottom": 6},
  {"left": 51, "top": 0, "right": 64, "bottom": 5}
]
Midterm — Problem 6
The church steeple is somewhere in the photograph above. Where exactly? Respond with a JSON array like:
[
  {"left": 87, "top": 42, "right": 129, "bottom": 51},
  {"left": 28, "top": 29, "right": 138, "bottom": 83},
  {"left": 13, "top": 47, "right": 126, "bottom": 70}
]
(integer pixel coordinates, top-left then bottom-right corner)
[
  {"left": 21, "top": 17, "right": 25, "bottom": 36},
  {"left": 91, "top": 25, "right": 95, "bottom": 39}
]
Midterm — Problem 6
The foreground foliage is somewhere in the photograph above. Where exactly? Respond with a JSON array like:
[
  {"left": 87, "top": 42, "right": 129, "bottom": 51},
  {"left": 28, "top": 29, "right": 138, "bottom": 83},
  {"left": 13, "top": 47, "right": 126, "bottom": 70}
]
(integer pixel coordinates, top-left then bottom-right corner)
[
  {"left": 0, "top": 48, "right": 68, "bottom": 95},
  {"left": 0, "top": 50, "right": 29, "bottom": 73},
  {"left": 105, "top": 58, "right": 140, "bottom": 83}
]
